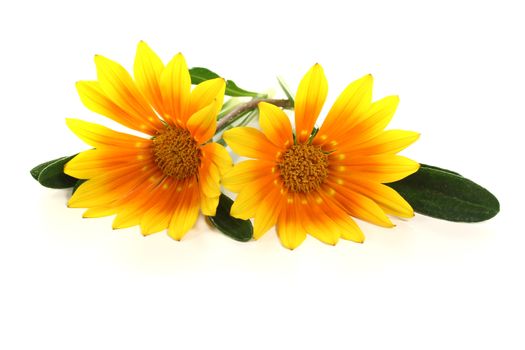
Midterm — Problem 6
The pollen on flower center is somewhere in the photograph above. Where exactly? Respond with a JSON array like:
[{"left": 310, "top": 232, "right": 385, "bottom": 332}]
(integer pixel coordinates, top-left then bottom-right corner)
[
  {"left": 153, "top": 127, "right": 200, "bottom": 179},
  {"left": 278, "top": 144, "right": 328, "bottom": 193}
]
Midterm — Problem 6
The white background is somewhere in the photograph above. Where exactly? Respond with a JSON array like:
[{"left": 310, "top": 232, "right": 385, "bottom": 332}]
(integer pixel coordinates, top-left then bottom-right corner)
[{"left": 1, "top": 0, "right": 523, "bottom": 349}]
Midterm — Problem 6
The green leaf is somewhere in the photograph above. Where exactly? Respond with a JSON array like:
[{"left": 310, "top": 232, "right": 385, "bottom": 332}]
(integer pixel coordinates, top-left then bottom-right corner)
[
  {"left": 189, "top": 67, "right": 259, "bottom": 97},
  {"left": 189, "top": 66, "right": 220, "bottom": 83},
  {"left": 31, "top": 155, "right": 78, "bottom": 189},
  {"left": 208, "top": 194, "right": 253, "bottom": 242},
  {"left": 420, "top": 163, "right": 461, "bottom": 176},
  {"left": 387, "top": 166, "right": 499, "bottom": 222},
  {"left": 225, "top": 80, "right": 260, "bottom": 97},
  {"left": 277, "top": 76, "right": 295, "bottom": 108},
  {"left": 30, "top": 158, "right": 61, "bottom": 181}
]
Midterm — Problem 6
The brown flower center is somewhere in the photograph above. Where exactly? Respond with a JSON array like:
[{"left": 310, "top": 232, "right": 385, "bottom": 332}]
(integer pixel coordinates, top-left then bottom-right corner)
[
  {"left": 278, "top": 144, "right": 328, "bottom": 193},
  {"left": 153, "top": 127, "right": 200, "bottom": 179}
]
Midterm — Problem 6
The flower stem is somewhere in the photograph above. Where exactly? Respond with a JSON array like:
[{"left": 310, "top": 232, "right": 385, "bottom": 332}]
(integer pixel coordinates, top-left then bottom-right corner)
[{"left": 216, "top": 98, "right": 292, "bottom": 132}]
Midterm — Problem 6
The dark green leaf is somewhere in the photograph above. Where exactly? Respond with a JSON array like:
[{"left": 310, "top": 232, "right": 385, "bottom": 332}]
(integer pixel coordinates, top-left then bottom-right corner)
[
  {"left": 387, "top": 166, "right": 499, "bottom": 222},
  {"left": 30, "top": 158, "right": 62, "bottom": 181},
  {"left": 420, "top": 163, "right": 461, "bottom": 176},
  {"left": 208, "top": 194, "right": 253, "bottom": 242},
  {"left": 189, "top": 67, "right": 259, "bottom": 97},
  {"left": 31, "top": 155, "right": 78, "bottom": 189}
]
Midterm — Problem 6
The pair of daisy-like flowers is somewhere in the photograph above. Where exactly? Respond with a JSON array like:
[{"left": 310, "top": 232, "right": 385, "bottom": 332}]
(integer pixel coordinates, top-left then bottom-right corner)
[{"left": 64, "top": 41, "right": 420, "bottom": 249}]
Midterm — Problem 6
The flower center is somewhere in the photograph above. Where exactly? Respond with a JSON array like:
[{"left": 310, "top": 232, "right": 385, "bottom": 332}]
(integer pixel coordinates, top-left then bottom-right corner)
[
  {"left": 278, "top": 144, "right": 328, "bottom": 193},
  {"left": 153, "top": 127, "right": 200, "bottom": 179}
]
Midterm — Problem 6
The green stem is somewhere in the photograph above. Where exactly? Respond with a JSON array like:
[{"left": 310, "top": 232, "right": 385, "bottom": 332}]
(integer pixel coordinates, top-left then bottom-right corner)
[{"left": 216, "top": 98, "right": 292, "bottom": 132}]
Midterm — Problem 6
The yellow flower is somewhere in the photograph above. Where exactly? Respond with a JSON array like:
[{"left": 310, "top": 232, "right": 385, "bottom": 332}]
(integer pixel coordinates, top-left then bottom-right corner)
[
  {"left": 65, "top": 42, "right": 232, "bottom": 240},
  {"left": 223, "top": 64, "right": 420, "bottom": 249}
]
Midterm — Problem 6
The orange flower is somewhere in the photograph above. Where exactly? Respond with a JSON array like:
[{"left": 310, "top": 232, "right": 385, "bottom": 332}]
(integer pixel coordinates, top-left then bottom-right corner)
[
  {"left": 65, "top": 42, "right": 232, "bottom": 240},
  {"left": 223, "top": 64, "right": 419, "bottom": 249}
]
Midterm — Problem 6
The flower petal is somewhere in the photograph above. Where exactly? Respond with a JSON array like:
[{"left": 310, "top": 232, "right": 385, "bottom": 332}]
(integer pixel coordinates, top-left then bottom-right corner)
[
  {"left": 339, "top": 130, "right": 420, "bottom": 155},
  {"left": 94, "top": 55, "right": 163, "bottom": 133},
  {"left": 188, "top": 78, "right": 225, "bottom": 117},
  {"left": 66, "top": 118, "right": 151, "bottom": 149},
  {"left": 258, "top": 102, "right": 293, "bottom": 148},
  {"left": 294, "top": 63, "right": 328, "bottom": 143},
  {"left": 230, "top": 175, "right": 280, "bottom": 220},
  {"left": 112, "top": 177, "right": 167, "bottom": 229},
  {"left": 76, "top": 81, "right": 157, "bottom": 135},
  {"left": 160, "top": 53, "right": 191, "bottom": 127},
  {"left": 168, "top": 179, "right": 201, "bottom": 240},
  {"left": 300, "top": 193, "right": 339, "bottom": 245},
  {"left": 69, "top": 165, "right": 161, "bottom": 209},
  {"left": 65, "top": 148, "right": 154, "bottom": 179},
  {"left": 345, "top": 179, "right": 414, "bottom": 218},
  {"left": 83, "top": 206, "right": 115, "bottom": 218},
  {"left": 200, "top": 142, "right": 232, "bottom": 176},
  {"left": 277, "top": 195, "right": 307, "bottom": 250},
  {"left": 323, "top": 182, "right": 394, "bottom": 227},
  {"left": 330, "top": 154, "right": 420, "bottom": 183},
  {"left": 223, "top": 127, "right": 282, "bottom": 161},
  {"left": 310, "top": 191, "right": 365, "bottom": 243},
  {"left": 198, "top": 155, "right": 221, "bottom": 199},
  {"left": 186, "top": 98, "right": 220, "bottom": 144},
  {"left": 314, "top": 74, "right": 373, "bottom": 147},
  {"left": 201, "top": 195, "right": 220, "bottom": 217},
  {"left": 253, "top": 187, "right": 285, "bottom": 239},
  {"left": 140, "top": 179, "right": 179, "bottom": 235},
  {"left": 133, "top": 41, "right": 165, "bottom": 118},
  {"left": 222, "top": 160, "right": 275, "bottom": 193},
  {"left": 334, "top": 95, "right": 400, "bottom": 149}
]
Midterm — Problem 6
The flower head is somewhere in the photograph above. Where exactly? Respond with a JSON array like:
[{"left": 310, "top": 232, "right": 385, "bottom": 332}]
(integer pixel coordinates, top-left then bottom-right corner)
[
  {"left": 223, "top": 64, "right": 420, "bottom": 249},
  {"left": 65, "top": 42, "right": 232, "bottom": 240}
]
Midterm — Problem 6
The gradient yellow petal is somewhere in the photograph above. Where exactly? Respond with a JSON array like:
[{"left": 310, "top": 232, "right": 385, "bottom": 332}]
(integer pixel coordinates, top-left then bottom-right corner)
[
  {"left": 230, "top": 175, "right": 280, "bottom": 220},
  {"left": 68, "top": 165, "right": 160, "bottom": 208},
  {"left": 346, "top": 179, "right": 414, "bottom": 218},
  {"left": 222, "top": 160, "right": 276, "bottom": 193},
  {"left": 300, "top": 193, "right": 340, "bottom": 245},
  {"left": 112, "top": 177, "right": 166, "bottom": 229},
  {"left": 160, "top": 53, "right": 191, "bottom": 127},
  {"left": 331, "top": 215, "right": 364, "bottom": 243},
  {"left": 324, "top": 183, "right": 394, "bottom": 228},
  {"left": 200, "top": 142, "right": 232, "bottom": 176},
  {"left": 341, "top": 130, "right": 420, "bottom": 155},
  {"left": 186, "top": 99, "right": 220, "bottom": 144},
  {"left": 168, "top": 179, "right": 200, "bottom": 240},
  {"left": 198, "top": 156, "right": 221, "bottom": 199},
  {"left": 201, "top": 195, "right": 220, "bottom": 216},
  {"left": 223, "top": 127, "right": 282, "bottom": 161},
  {"left": 294, "top": 64, "right": 328, "bottom": 143},
  {"left": 133, "top": 41, "right": 165, "bottom": 117},
  {"left": 339, "top": 95, "right": 400, "bottom": 148},
  {"left": 83, "top": 206, "right": 116, "bottom": 218},
  {"left": 253, "top": 187, "right": 285, "bottom": 239},
  {"left": 66, "top": 118, "right": 151, "bottom": 149},
  {"left": 258, "top": 102, "right": 293, "bottom": 148},
  {"left": 76, "top": 81, "right": 157, "bottom": 135},
  {"left": 94, "top": 55, "right": 162, "bottom": 132},
  {"left": 330, "top": 154, "right": 420, "bottom": 183},
  {"left": 315, "top": 74, "right": 373, "bottom": 146},
  {"left": 140, "top": 180, "right": 179, "bottom": 235},
  {"left": 189, "top": 78, "right": 225, "bottom": 117},
  {"left": 110, "top": 178, "right": 166, "bottom": 228},
  {"left": 315, "top": 192, "right": 365, "bottom": 243},
  {"left": 277, "top": 197, "right": 307, "bottom": 250},
  {"left": 65, "top": 148, "right": 154, "bottom": 179}
]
